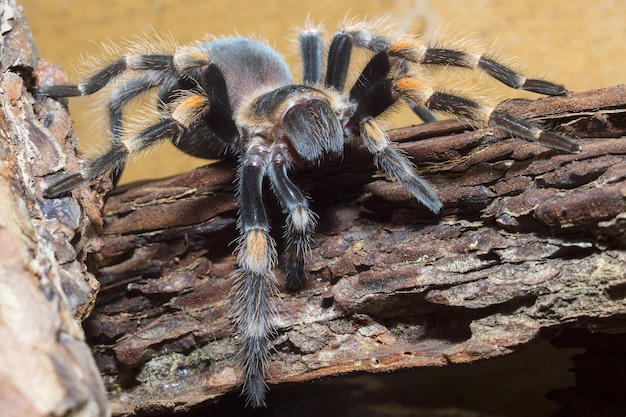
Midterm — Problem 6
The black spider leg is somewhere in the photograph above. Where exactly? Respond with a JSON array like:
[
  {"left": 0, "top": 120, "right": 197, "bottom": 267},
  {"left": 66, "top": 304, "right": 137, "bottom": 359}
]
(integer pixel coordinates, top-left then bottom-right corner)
[
  {"left": 333, "top": 26, "right": 435, "bottom": 122},
  {"left": 336, "top": 23, "right": 568, "bottom": 96},
  {"left": 43, "top": 82, "right": 229, "bottom": 199},
  {"left": 37, "top": 51, "right": 205, "bottom": 98},
  {"left": 324, "top": 31, "right": 353, "bottom": 92},
  {"left": 231, "top": 139, "right": 278, "bottom": 408},
  {"left": 417, "top": 46, "right": 567, "bottom": 95},
  {"left": 267, "top": 144, "right": 316, "bottom": 290},
  {"left": 345, "top": 52, "right": 443, "bottom": 213},
  {"left": 106, "top": 72, "right": 174, "bottom": 185},
  {"left": 195, "top": 64, "right": 239, "bottom": 148},
  {"left": 299, "top": 28, "right": 324, "bottom": 84},
  {"left": 348, "top": 51, "right": 391, "bottom": 103},
  {"left": 392, "top": 77, "right": 580, "bottom": 153},
  {"left": 40, "top": 48, "right": 212, "bottom": 197},
  {"left": 43, "top": 111, "right": 189, "bottom": 198}
]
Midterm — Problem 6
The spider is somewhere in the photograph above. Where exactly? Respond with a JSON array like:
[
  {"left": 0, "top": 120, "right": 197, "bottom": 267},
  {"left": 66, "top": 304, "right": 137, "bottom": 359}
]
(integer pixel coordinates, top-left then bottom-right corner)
[{"left": 38, "top": 19, "right": 579, "bottom": 407}]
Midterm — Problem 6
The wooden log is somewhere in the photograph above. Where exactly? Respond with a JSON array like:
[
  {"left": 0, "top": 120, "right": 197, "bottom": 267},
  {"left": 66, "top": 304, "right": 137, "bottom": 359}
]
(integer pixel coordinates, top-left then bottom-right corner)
[
  {"left": 5, "top": 0, "right": 624, "bottom": 413},
  {"left": 74, "top": 83, "right": 625, "bottom": 415}
]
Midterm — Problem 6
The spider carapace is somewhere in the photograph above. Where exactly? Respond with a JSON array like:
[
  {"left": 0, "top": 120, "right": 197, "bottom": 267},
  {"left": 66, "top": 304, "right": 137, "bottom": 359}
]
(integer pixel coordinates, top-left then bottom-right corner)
[{"left": 38, "top": 19, "right": 579, "bottom": 407}]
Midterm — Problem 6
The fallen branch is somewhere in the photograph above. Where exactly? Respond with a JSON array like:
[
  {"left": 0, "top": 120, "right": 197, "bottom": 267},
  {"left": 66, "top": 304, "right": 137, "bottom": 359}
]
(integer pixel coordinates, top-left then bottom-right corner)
[
  {"left": 78, "top": 85, "right": 625, "bottom": 414},
  {"left": 4, "top": 0, "right": 624, "bottom": 413}
]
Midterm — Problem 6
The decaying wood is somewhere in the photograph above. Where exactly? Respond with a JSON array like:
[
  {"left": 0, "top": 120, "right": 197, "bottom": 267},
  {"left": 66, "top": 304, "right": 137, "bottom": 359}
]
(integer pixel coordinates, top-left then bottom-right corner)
[
  {"left": 71, "top": 84, "right": 625, "bottom": 415},
  {"left": 6, "top": 3, "right": 625, "bottom": 413},
  {"left": 0, "top": 1, "right": 109, "bottom": 416}
]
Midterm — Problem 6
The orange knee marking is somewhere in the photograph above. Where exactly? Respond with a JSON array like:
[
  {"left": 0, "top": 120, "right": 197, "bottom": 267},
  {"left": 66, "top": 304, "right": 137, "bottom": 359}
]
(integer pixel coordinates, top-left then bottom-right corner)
[
  {"left": 395, "top": 78, "right": 424, "bottom": 91},
  {"left": 179, "top": 95, "right": 207, "bottom": 111},
  {"left": 173, "top": 50, "right": 210, "bottom": 72},
  {"left": 390, "top": 41, "right": 414, "bottom": 52},
  {"left": 172, "top": 95, "right": 207, "bottom": 125},
  {"left": 188, "top": 51, "right": 210, "bottom": 61},
  {"left": 246, "top": 230, "right": 267, "bottom": 267}
]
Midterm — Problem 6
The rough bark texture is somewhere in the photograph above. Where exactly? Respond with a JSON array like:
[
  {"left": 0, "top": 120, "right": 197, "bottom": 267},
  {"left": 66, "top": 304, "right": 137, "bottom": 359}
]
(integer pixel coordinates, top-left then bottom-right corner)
[
  {"left": 0, "top": 1, "right": 109, "bottom": 417},
  {"left": 74, "top": 85, "right": 625, "bottom": 416},
  {"left": 4, "top": 2, "right": 626, "bottom": 414}
]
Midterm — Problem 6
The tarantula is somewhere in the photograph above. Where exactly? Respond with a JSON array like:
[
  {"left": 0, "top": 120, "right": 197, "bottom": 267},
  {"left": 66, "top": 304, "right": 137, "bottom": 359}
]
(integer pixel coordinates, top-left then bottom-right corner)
[{"left": 39, "top": 20, "right": 579, "bottom": 407}]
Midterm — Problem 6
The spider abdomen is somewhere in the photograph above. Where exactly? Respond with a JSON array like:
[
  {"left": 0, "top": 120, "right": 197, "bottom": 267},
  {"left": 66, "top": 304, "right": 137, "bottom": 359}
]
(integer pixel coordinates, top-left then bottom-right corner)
[
  {"left": 155, "top": 38, "right": 295, "bottom": 160},
  {"left": 197, "top": 37, "right": 293, "bottom": 111}
]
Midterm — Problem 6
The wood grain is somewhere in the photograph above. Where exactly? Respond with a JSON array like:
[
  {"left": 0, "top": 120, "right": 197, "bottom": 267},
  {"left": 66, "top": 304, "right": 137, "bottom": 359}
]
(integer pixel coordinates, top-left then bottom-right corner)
[{"left": 82, "top": 86, "right": 626, "bottom": 415}]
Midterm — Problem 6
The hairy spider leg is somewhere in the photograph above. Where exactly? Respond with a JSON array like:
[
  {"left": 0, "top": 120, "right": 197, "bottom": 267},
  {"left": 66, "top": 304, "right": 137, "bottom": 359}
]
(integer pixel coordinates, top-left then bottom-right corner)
[
  {"left": 232, "top": 139, "right": 279, "bottom": 408},
  {"left": 391, "top": 42, "right": 567, "bottom": 95},
  {"left": 393, "top": 77, "right": 580, "bottom": 152},
  {"left": 106, "top": 72, "right": 175, "bottom": 184},
  {"left": 350, "top": 50, "right": 399, "bottom": 103},
  {"left": 323, "top": 45, "right": 441, "bottom": 213},
  {"left": 40, "top": 47, "right": 214, "bottom": 194},
  {"left": 361, "top": 117, "right": 443, "bottom": 213},
  {"left": 324, "top": 30, "right": 353, "bottom": 92},
  {"left": 43, "top": 118, "right": 186, "bottom": 198},
  {"left": 345, "top": 67, "right": 443, "bottom": 213},
  {"left": 37, "top": 47, "right": 211, "bottom": 98},
  {"left": 80, "top": 117, "right": 186, "bottom": 182},
  {"left": 42, "top": 119, "right": 183, "bottom": 197},
  {"left": 299, "top": 27, "right": 324, "bottom": 85},
  {"left": 332, "top": 24, "right": 436, "bottom": 121},
  {"left": 267, "top": 144, "right": 317, "bottom": 290},
  {"left": 160, "top": 64, "right": 240, "bottom": 159},
  {"left": 337, "top": 22, "right": 568, "bottom": 96},
  {"left": 109, "top": 74, "right": 173, "bottom": 136},
  {"left": 42, "top": 93, "right": 214, "bottom": 198}
]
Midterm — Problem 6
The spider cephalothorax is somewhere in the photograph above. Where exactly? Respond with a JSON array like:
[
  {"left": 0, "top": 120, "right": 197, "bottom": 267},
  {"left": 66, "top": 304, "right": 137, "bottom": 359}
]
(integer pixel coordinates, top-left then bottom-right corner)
[{"left": 39, "top": 19, "right": 579, "bottom": 407}]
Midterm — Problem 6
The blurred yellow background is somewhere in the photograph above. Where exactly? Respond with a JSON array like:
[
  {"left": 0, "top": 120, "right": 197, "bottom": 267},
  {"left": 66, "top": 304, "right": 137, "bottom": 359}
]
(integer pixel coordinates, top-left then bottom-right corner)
[{"left": 22, "top": 0, "right": 625, "bottom": 184}]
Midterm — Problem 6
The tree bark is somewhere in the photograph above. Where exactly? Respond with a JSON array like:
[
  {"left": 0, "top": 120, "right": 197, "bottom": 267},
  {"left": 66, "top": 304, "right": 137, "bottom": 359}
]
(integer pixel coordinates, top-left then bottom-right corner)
[
  {"left": 4, "top": 1, "right": 625, "bottom": 414},
  {"left": 0, "top": 1, "right": 109, "bottom": 416},
  {"left": 80, "top": 84, "right": 625, "bottom": 415}
]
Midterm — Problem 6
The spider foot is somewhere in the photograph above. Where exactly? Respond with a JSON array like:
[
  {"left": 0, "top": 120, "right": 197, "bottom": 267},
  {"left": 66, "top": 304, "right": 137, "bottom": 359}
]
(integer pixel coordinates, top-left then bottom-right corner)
[{"left": 43, "top": 173, "right": 85, "bottom": 198}]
